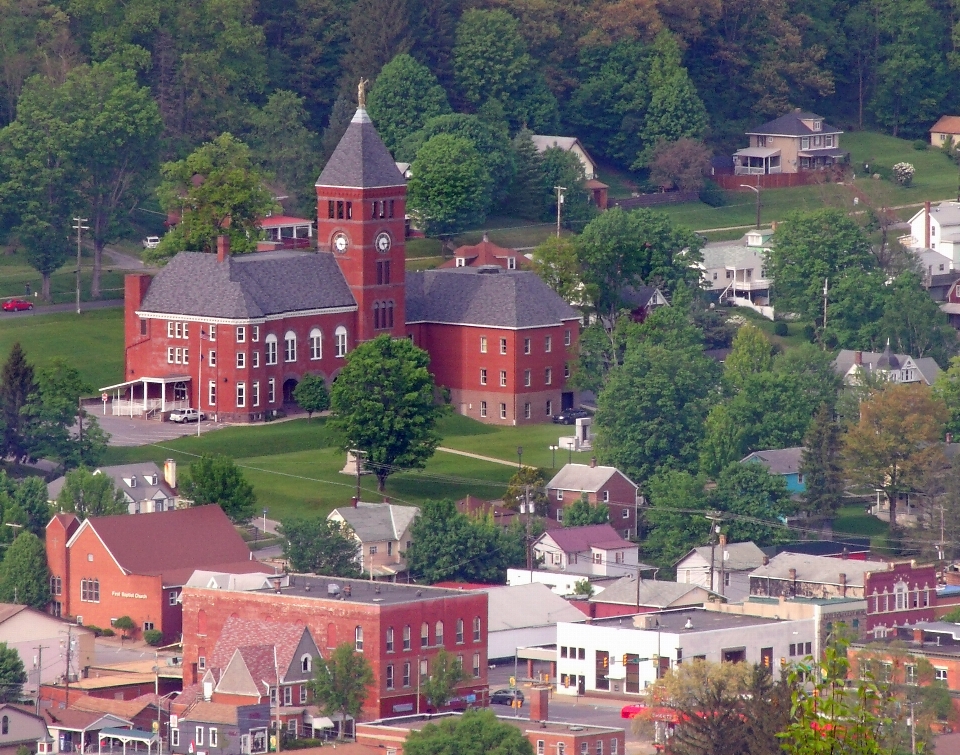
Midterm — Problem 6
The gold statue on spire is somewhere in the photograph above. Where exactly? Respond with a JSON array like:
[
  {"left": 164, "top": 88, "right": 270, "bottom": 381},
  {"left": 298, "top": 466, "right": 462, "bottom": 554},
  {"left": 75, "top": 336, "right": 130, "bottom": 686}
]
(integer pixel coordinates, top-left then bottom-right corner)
[{"left": 358, "top": 78, "right": 368, "bottom": 108}]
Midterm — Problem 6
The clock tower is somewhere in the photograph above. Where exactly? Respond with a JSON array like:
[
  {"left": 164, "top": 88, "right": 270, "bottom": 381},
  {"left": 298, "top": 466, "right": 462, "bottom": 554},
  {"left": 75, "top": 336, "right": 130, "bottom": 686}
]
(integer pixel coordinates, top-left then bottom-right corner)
[{"left": 316, "top": 98, "right": 407, "bottom": 342}]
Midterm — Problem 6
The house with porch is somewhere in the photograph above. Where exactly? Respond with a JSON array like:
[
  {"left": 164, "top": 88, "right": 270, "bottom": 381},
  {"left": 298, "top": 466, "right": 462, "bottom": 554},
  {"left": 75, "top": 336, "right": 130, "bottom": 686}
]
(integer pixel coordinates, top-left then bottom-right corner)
[
  {"left": 42, "top": 709, "right": 133, "bottom": 754},
  {"left": 47, "top": 462, "right": 179, "bottom": 515},
  {"left": 734, "top": 110, "right": 847, "bottom": 175},
  {"left": 699, "top": 230, "right": 773, "bottom": 305},
  {"left": 256, "top": 215, "right": 313, "bottom": 251},
  {"left": 533, "top": 524, "right": 645, "bottom": 579},
  {"left": 833, "top": 343, "right": 941, "bottom": 386},
  {"left": 327, "top": 501, "right": 419, "bottom": 579}
]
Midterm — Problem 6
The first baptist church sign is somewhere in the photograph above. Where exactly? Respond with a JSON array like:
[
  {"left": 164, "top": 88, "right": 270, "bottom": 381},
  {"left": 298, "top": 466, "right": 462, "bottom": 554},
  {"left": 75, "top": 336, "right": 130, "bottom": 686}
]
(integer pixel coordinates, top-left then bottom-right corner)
[{"left": 112, "top": 590, "right": 149, "bottom": 599}]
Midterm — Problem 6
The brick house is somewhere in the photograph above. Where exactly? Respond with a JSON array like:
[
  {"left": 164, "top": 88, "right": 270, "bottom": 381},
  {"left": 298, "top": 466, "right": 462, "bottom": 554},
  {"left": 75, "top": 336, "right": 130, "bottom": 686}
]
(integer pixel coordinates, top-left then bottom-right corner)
[
  {"left": 180, "top": 575, "right": 489, "bottom": 720},
  {"left": 110, "top": 102, "right": 579, "bottom": 426},
  {"left": 545, "top": 462, "right": 639, "bottom": 536},
  {"left": 45, "top": 506, "right": 276, "bottom": 641}
]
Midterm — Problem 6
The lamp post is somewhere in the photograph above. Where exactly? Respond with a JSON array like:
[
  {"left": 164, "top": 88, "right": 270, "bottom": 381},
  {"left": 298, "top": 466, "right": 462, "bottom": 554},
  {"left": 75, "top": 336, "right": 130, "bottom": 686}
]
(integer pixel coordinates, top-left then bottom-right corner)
[
  {"left": 549, "top": 445, "right": 558, "bottom": 468},
  {"left": 263, "top": 508, "right": 268, "bottom": 535},
  {"left": 517, "top": 446, "right": 523, "bottom": 471},
  {"left": 739, "top": 184, "right": 761, "bottom": 229}
]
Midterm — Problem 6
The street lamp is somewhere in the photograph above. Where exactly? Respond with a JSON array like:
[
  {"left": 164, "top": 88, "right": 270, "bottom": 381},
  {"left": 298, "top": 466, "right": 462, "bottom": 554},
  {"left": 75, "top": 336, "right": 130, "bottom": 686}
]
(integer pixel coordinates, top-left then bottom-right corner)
[
  {"left": 549, "top": 445, "right": 558, "bottom": 468},
  {"left": 517, "top": 446, "right": 523, "bottom": 471},
  {"left": 739, "top": 184, "right": 761, "bottom": 229},
  {"left": 262, "top": 508, "right": 268, "bottom": 535}
]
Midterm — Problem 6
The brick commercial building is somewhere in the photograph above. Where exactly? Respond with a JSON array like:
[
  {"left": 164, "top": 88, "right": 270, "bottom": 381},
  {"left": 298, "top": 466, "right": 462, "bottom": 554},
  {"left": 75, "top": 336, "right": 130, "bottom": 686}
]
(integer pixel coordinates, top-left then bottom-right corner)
[
  {"left": 110, "top": 101, "right": 579, "bottom": 425},
  {"left": 862, "top": 560, "right": 937, "bottom": 637},
  {"left": 180, "top": 575, "right": 489, "bottom": 720},
  {"left": 46, "top": 506, "right": 276, "bottom": 641}
]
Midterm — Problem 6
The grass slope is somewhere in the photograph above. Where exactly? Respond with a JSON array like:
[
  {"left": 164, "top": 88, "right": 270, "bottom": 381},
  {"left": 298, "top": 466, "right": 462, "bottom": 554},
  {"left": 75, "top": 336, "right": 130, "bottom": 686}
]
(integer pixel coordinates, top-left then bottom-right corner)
[{"left": 0, "top": 247, "right": 128, "bottom": 304}]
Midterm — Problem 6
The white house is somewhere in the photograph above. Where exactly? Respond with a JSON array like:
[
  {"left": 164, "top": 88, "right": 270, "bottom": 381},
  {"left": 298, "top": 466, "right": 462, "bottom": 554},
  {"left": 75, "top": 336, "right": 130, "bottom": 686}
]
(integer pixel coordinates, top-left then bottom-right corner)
[
  {"left": 530, "top": 135, "right": 598, "bottom": 180},
  {"left": 674, "top": 541, "right": 766, "bottom": 602},
  {"left": 698, "top": 231, "right": 773, "bottom": 305},
  {"left": 533, "top": 524, "right": 645, "bottom": 578},
  {"left": 555, "top": 608, "right": 816, "bottom": 696},
  {"left": 47, "top": 462, "right": 179, "bottom": 515},
  {"left": 904, "top": 201, "right": 960, "bottom": 264},
  {"left": 327, "top": 501, "right": 419, "bottom": 579},
  {"left": 833, "top": 342, "right": 941, "bottom": 386}
]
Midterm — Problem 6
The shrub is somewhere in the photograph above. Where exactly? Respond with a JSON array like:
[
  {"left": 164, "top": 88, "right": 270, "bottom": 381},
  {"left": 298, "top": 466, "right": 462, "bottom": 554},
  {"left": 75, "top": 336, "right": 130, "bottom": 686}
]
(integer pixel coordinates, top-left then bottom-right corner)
[
  {"left": 892, "top": 162, "right": 915, "bottom": 187},
  {"left": 100, "top": 628, "right": 115, "bottom": 637},
  {"left": 772, "top": 321, "right": 788, "bottom": 337},
  {"left": 802, "top": 324, "right": 816, "bottom": 342},
  {"left": 699, "top": 179, "right": 727, "bottom": 207},
  {"left": 143, "top": 629, "right": 164, "bottom": 646},
  {"left": 84, "top": 625, "right": 103, "bottom": 637},
  {"left": 913, "top": 139, "right": 929, "bottom": 151}
]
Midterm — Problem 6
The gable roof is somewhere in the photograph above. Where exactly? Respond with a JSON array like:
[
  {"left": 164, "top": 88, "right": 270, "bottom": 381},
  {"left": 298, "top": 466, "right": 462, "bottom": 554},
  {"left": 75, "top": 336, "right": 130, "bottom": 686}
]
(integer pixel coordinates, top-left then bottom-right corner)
[
  {"left": 931, "top": 116, "right": 960, "bottom": 134},
  {"left": 181, "top": 701, "right": 242, "bottom": 725},
  {"left": 530, "top": 135, "right": 596, "bottom": 164},
  {"left": 74, "top": 505, "right": 255, "bottom": 584},
  {"left": 210, "top": 617, "right": 310, "bottom": 675},
  {"left": 677, "top": 541, "right": 766, "bottom": 571},
  {"left": 482, "top": 583, "right": 586, "bottom": 631},
  {"left": 440, "top": 234, "right": 526, "bottom": 270},
  {"left": 48, "top": 463, "right": 174, "bottom": 504},
  {"left": 589, "top": 577, "right": 711, "bottom": 607},
  {"left": 546, "top": 463, "right": 636, "bottom": 494},
  {"left": 910, "top": 200, "right": 960, "bottom": 229},
  {"left": 540, "top": 524, "right": 636, "bottom": 553},
  {"left": 0, "top": 604, "right": 27, "bottom": 625},
  {"left": 741, "top": 447, "right": 804, "bottom": 475},
  {"left": 750, "top": 552, "right": 887, "bottom": 587},
  {"left": 833, "top": 350, "right": 941, "bottom": 385},
  {"left": 139, "top": 250, "right": 356, "bottom": 320},
  {"left": 406, "top": 268, "right": 580, "bottom": 329},
  {"left": 316, "top": 108, "right": 406, "bottom": 189},
  {"left": 746, "top": 111, "right": 842, "bottom": 137},
  {"left": 328, "top": 502, "right": 418, "bottom": 543}
]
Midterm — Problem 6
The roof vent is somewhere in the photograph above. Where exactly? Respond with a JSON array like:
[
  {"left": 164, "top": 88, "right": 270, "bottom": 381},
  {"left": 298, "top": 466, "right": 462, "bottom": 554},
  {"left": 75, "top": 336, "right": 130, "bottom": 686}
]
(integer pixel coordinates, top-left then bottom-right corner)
[
  {"left": 684, "top": 618, "right": 694, "bottom": 630},
  {"left": 328, "top": 584, "right": 340, "bottom": 596},
  {"left": 569, "top": 726, "right": 584, "bottom": 732},
  {"left": 476, "top": 265, "right": 501, "bottom": 274}
]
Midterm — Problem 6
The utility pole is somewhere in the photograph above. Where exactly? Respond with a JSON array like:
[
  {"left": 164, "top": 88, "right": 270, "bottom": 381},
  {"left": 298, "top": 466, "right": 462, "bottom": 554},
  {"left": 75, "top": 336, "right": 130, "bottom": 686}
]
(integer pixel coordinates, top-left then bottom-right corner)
[
  {"left": 554, "top": 186, "right": 566, "bottom": 237},
  {"left": 73, "top": 217, "right": 89, "bottom": 315},
  {"left": 64, "top": 626, "right": 72, "bottom": 708},
  {"left": 704, "top": 513, "right": 723, "bottom": 593},
  {"left": 34, "top": 644, "right": 48, "bottom": 715},
  {"left": 822, "top": 277, "right": 829, "bottom": 334},
  {"left": 910, "top": 700, "right": 917, "bottom": 755}
]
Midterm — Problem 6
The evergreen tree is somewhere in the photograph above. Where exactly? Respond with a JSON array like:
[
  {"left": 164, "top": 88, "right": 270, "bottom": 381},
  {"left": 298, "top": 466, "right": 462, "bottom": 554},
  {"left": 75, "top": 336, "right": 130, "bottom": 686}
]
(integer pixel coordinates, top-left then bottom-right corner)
[
  {"left": 0, "top": 343, "right": 35, "bottom": 462},
  {"left": 506, "top": 129, "right": 547, "bottom": 221},
  {"left": 800, "top": 404, "right": 845, "bottom": 518},
  {"left": 321, "top": 93, "right": 356, "bottom": 163},
  {"left": 0, "top": 532, "right": 49, "bottom": 609}
]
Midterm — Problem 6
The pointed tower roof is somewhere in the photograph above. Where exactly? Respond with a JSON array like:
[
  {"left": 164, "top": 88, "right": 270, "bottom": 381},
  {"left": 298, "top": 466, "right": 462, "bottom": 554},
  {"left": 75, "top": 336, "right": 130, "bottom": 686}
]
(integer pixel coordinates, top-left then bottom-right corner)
[
  {"left": 316, "top": 108, "right": 406, "bottom": 189},
  {"left": 876, "top": 338, "right": 900, "bottom": 370}
]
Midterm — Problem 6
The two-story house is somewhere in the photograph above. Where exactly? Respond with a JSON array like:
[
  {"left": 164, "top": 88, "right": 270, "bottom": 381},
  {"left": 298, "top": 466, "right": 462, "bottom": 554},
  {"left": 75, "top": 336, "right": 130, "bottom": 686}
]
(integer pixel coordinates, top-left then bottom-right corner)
[
  {"left": 545, "top": 462, "right": 639, "bottom": 536},
  {"left": 327, "top": 501, "right": 418, "bottom": 580},
  {"left": 734, "top": 110, "right": 847, "bottom": 175},
  {"left": 699, "top": 230, "right": 773, "bottom": 304},
  {"left": 47, "top": 461, "right": 179, "bottom": 514},
  {"left": 741, "top": 448, "right": 806, "bottom": 495},
  {"left": 833, "top": 343, "right": 941, "bottom": 386},
  {"left": 674, "top": 541, "right": 767, "bottom": 602},
  {"left": 533, "top": 524, "right": 643, "bottom": 578}
]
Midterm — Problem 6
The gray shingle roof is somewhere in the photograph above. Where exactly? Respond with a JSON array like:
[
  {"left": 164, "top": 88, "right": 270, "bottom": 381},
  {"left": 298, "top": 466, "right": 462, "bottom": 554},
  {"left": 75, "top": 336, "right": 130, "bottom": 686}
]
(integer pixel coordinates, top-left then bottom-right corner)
[
  {"left": 47, "top": 462, "right": 174, "bottom": 503},
  {"left": 589, "top": 577, "right": 710, "bottom": 607},
  {"left": 746, "top": 111, "right": 842, "bottom": 137},
  {"left": 405, "top": 268, "right": 580, "bottom": 328},
  {"left": 547, "top": 463, "right": 636, "bottom": 493},
  {"left": 316, "top": 108, "right": 405, "bottom": 189},
  {"left": 741, "top": 447, "right": 804, "bottom": 475},
  {"left": 681, "top": 541, "right": 767, "bottom": 571},
  {"left": 833, "top": 350, "right": 941, "bottom": 385},
  {"left": 328, "top": 502, "right": 419, "bottom": 543},
  {"left": 750, "top": 552, "right": 888, "bottom": 587},
  {"left": 140, "top": 251, "right": 356, "bottom": 319}
]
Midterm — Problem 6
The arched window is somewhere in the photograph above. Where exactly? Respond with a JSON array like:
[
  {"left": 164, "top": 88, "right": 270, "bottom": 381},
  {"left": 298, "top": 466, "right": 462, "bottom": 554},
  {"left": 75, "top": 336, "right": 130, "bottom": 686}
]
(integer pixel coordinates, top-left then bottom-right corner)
[
  {"left": 309, "top": 329, "right": 322, "bottom": 360},
  {"left": 284, "top": 331, "right": 297, "bottom": 362},
  {"left": 421, "top": 622, "right": 429, "bottom": 648},
  {"left": 2, "top": 715, "right": 8, "bottom": 734},
  {"left": 435, "top": 621, "right": 444, "bottom": 646},
  {"left": 387, "top": 301, "right": 395, "bottom": 328},
  {"left": 265, "top": 335, "right": 278, "bottom": 365},
  {"left": 373, "top": 302, "right": 381, "bottom": 330},
  {"left": 355, "top": 626, "right": 364, "bottom": 652},
  {"left": 335, "top": 326, "right": 348, "bottom": 357},
  {"left": 301, "top": 654, "right": 312, "bottom": 673}
]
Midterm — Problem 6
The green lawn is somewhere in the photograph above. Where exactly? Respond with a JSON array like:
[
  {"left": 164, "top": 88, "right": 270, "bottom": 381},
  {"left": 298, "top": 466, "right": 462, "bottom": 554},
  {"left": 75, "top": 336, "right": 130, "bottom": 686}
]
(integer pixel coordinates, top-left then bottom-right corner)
[
  {"left": 0, "top": 308, "right": 124, "bottom": 390},
  {"left": 454, "top": 217, "right": 558, "bottom": 249},
  {"left": 0, "top": 246, "right": 128, "bottom": 304}
]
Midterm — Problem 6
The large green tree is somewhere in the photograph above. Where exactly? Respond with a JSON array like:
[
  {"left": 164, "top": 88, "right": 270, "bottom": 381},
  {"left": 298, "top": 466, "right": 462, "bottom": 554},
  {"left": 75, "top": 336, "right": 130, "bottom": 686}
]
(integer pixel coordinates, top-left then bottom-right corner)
[
  {"left": 0, "top": 642, "right": 26, "bottom": 702},
  {"left": 405, "top": 709, "right": 534, "bottom": 755},
  {"left": 722, "top": 325, "right": 773, "bottom": 392},
  {"left": 0, "top": 532, "right": 49, "bottom": 609},
  {"left": 933, "top": 356, "right": 960, "bottom": 436},
  {"left": 643, "top": 469, "right": 711, "bottom": 573},
  {"left": 153, "top": 133, "right": 278, "bottom": 261},
  {"left": 367, "top": 54, "right": 450, "bottom": 152},
  {"left": 0, "top": 343, "right": 35, "bottom": 462},
  {"left": 541, "top": 147, "right": 594, "bottom": 230},
  {"left": 182, "top": 454, "right": 257, "bottom": 523},
  {"left": 564, "top": 496, "right": 611, "bottom": 526},
  {"left": 407, "top": 134, "right": 489, "bottom": 237},
  {"left": 800, "top": 404, "right": 845, "bottom": 518},
  {"left": 329, "top": 335, "right": 441, "bottom": 492},
  {"left": 420, "top": 649, "right": 467, "bottom": 711},
  {"left": 292, "top": 373, "right": 330, "bottom": 419},
  {"left": 310, "top": 642, "right": 374, "bottom": 740},
  {"left": 711, "top": 463, "right": 794, "bottom": 545},
  {"left": 279, "top": 517, "right": 361, "bottom": 577},
  {"left": 57, "top": 468, "right": 127, "bottom": 519}
]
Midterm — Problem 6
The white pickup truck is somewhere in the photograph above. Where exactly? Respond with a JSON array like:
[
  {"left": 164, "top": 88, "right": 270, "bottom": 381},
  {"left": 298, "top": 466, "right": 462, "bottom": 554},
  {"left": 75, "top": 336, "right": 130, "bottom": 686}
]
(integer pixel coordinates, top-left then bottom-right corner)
[
  {"left": 169, "top": 408, "right": 205, "bottom": 423},
  {"left": 142, "top": 236, "right": 161, "bottom": 249}
]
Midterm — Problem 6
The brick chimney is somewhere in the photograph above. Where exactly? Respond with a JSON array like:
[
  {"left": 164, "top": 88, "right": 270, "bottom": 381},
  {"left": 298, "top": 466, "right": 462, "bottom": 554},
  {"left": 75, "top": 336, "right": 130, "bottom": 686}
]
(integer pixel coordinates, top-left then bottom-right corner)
[
  {"left": 789, "top": 568, "right": 797, "bottom": 581},
  {"left": 914, "top": 628, "right": 925, "bottom": 646},
  {"left": 217, "top": 234, "right": 230, "bottom": 262},
  {"left": 351, "top": 496, "right": 358, "bottom": 508},
  {"left": 925, "top": 201, "right": 932, "bottom": 249},
  {"left": 529, "top": 686, "right": 549, "bottom": 722},
  {"left": 854, "top": 350, "right": 862, "bottom": 366},
  {"left": 164, "top": 459, "right": 177, "bottom": 489},
  {"left": 839, "top": 573, "right": 847, "bottom": 598}
]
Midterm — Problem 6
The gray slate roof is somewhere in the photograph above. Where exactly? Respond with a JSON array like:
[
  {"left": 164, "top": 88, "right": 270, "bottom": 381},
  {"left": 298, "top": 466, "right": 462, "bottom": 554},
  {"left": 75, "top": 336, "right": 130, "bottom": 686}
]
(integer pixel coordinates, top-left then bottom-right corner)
[
  {"left": 746, "top": 111, "right": 842, "bottom": 137},
  {"left": 328, "top": 502, "right": 419, "bottom": 543},
  {"left": 741, "top": 447, "right": 804, "bottom": 475},
  {"left": 589, "top": 576, "right": 710, "bottom": 607},
  {"left": 678, "top": 541, "right": 767, "bottom": 571},
  {"left": 140, "top": 251, "right": 356, "bottom": 319},
  {"left": 547, "top": 463, "right": 636, "bottom": 493},
  {"left": 750, "top": 552, "right": 888, "bottom": 587},
  {"left": 833, "top": 349, "right": 941, "bottom": 385},
  {"left": 47, "top": 462, "right": 174, "bottom": 503},
  {"left": 406, "top": 268, "right": 580, "bottom": 328},
  {"left": 316, "top": 108, "right": 406, "bottom": 189}
]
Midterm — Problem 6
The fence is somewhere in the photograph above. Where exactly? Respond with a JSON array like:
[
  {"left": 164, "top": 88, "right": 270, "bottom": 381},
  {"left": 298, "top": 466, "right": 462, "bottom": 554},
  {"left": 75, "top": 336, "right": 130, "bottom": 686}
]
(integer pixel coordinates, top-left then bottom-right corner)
[
  {"left": 610, "top": 191, "right": 700, "bottom": 210},
  {"left": 712, "top": 173, "right": 823, "bottom": 190}
]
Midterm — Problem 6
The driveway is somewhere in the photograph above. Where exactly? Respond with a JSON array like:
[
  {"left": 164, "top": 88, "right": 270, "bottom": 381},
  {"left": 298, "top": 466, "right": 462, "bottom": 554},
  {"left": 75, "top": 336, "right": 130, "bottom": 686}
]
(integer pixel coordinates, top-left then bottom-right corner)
[{"left": 94, "top": 412, "right": 226, "bottom": 447}]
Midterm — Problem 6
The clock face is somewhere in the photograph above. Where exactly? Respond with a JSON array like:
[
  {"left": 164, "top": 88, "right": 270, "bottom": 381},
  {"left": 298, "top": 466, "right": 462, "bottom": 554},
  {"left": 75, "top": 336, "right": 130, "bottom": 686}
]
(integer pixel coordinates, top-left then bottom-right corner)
[
  {"left": 333, "top": 233, "right": 348, "bottom": 253},
  {"left": 376, "top": 232, "right": 392, "bottom": 253}
]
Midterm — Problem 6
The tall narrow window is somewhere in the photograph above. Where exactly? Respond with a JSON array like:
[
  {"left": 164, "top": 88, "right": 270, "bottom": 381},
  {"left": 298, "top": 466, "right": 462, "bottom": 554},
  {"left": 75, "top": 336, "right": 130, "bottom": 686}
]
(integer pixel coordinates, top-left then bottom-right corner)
[
  {"left": 473, "top": 617, "right": 481, "bottom": 642},
  {"left": 284, "top": 331, "right": 297, "bottom": 362},
  {"left": 403, "top": 625, "right": 411, "bottom": 651},
  {"left": 237, "top": 326, "right": 246, "bottom": 343},
  {"left": 236, "top": 383, "right": 246, "bottom": 408},
  {"left": 355, "top": 626, "right": 364, "bottom": 651},
  {"left": 421, "top": 622, "right": 429, "bottom": 648},
  {"left": 209, "top": 381, "right": 217, "bottom": 406},
  {"left": 268, "top": 378, "right": 275, "bottom": 404},
  {"left": 328, "top": 200, "right": 335, "bottom": 219},
  {"left": 336, "top": 327, "right": 348, "bottom": 357},
  {"left": 386, "top": 627, "right": 395, "bottom": 652},
  {"left": 252, "top": 382, "right": 260, "bottom": 407},
  {"left": 310, "top": 329, "right": 322, "bottom": 360},
  {"left": 265, "top": 335, "right": 278, "bottom": 365},
  {"left": 389, "top": 199, "right": 395, "bottom": 218}
]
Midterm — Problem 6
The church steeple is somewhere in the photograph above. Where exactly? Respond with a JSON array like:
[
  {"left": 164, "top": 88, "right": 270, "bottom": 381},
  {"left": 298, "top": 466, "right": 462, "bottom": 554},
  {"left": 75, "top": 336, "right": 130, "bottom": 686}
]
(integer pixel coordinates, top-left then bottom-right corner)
[{"left": 316, "top": 87, "right": 407, "bottom": 342}]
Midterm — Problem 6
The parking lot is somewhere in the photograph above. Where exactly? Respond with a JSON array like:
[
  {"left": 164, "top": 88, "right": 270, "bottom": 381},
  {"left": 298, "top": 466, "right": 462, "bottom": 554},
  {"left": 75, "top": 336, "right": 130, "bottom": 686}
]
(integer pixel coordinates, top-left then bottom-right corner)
[{"left": 93, "top": 411, "right": 226, "bottom": 447}]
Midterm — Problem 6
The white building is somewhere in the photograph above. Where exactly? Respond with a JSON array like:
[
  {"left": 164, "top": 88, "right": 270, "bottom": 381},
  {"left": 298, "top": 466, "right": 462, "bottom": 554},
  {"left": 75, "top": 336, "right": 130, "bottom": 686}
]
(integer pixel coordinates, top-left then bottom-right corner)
[
  {"left": 674, "top": 542, "right": 766, "bottom": 602},
  {"left": 833, "top": 343, "right": 941, "bottom": 387},
  {"left": 530, "top": 136, "right": 598, "bottom": 180},
  {"left": 699, "top": 230, "right": 773, "bottom": 300},
  {"left": 555, "top": 608, "right": 815, "bottom": 697},
  {"left": 904, "top": 201, "right": 960, "bottom": 264},
  {"left": 505, "top": 569, "right": 619, "bottom": 597},
  {"left": 533, "top": 524, "right": 646, "bottom": 578}
]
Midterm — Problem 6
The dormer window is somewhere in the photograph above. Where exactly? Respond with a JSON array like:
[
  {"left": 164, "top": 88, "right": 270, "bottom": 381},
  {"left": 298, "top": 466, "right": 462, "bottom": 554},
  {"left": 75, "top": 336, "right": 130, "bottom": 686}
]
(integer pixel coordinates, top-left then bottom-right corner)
[
  {"left": 507, "top": 257, "right": 516, "bottom": 270},
  {"left": 125, "top": 477, "right": 137, "bottom": 488},
  {"left": 301, "top": 654, "right": 312, "bottom": 673},
  {"left": 814, "top": 121, "right": 822, "bottom": 131},
  {"left": 456, "top": 258, "right": 465, "bottom": 267},
  {"left": 146, "top": 475, "right": 158, "bottom": 485}
]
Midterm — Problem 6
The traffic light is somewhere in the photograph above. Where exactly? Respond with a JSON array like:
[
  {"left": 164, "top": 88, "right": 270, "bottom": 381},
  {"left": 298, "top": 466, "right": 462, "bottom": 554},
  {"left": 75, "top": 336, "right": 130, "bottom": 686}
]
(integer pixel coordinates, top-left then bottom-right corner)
[
  {"left": 603, "top": 656, "right": 609, "bottom": 668},
  {"left": 622, "top": 654, "right": 628, "bottom": 666}
]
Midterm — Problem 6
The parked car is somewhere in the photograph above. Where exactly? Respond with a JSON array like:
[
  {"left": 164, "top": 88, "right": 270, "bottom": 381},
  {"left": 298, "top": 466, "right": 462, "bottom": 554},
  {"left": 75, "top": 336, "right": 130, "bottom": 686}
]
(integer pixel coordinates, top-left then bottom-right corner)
[
  {"left": 490, "top": 689, "right": 524, "bottom": 706},
  {"left": 552, "top": 407, "right": 591, "bottom": 425},
  {"left": 2, "top": 299, "right": 33, "bottom": 312},
  {"left": 142, "top": 236, "right": 161, "bottom": 249},
  {"left": 169, "top": 408, "right": 205, "bottom": 423}
]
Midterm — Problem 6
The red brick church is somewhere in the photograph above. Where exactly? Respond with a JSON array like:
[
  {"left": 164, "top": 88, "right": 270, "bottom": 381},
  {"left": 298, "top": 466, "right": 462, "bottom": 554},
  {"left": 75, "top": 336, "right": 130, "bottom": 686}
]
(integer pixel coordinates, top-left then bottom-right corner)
[{"left": 110, "top": 104, "right": 580, "bottom": 425}]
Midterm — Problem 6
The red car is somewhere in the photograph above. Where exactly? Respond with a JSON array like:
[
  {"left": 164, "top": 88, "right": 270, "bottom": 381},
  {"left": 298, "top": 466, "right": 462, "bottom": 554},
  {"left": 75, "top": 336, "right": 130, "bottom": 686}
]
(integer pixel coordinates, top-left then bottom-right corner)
[{"left": 2, "top": 299, "right": 33, "bottom": 312}]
